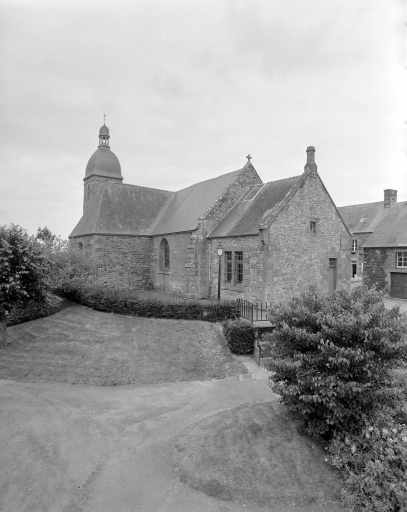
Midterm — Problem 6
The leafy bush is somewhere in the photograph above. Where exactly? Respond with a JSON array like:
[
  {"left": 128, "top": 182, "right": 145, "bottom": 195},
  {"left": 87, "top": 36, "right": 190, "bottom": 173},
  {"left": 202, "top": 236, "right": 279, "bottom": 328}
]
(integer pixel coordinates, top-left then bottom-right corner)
[
  {"left": 328, "top": 407, "right": 407, "bottom": 511},
  {"left": 1, "top": 224, "right": 51, "bottom": 347},
  {"left": 222, "top": 319, "right": 256, "bottom": 354},
  {"left": 58, "top": 279, "right": 239, "bottom": 322},
  {"left": 6, "top": 293, "right": 62, "bottom": 326},
  {"left": 34, "top": 227, "right": 98, "bottom": 290},
  {"left": 264, "top": 286, "right": 407, "bottom": 438}
]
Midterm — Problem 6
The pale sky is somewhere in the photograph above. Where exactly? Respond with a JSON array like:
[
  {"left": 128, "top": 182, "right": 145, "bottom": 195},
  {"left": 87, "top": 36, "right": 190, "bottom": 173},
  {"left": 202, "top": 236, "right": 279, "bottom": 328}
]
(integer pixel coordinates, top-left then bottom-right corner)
[{"left": 0, "top": 0, "right": 405, "bottom": 239}]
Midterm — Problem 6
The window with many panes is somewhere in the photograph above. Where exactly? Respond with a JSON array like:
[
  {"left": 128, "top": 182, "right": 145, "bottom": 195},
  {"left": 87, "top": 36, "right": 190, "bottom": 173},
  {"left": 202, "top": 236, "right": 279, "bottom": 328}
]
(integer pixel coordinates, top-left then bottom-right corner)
[
  {"left": 396, "top": 252, "right": 407, "bottom": 268},
  {"left": 351, "top": 240, "right": 357, "bottom": 253},
  {"left": 235, "top": 252, "right": 243, "bottom": 283},
  {"left": 223, "top": 250, "right": 244, "bottom": 286},
  {"left": 225, "top": 252, "right": 232, "bottom": 282}
]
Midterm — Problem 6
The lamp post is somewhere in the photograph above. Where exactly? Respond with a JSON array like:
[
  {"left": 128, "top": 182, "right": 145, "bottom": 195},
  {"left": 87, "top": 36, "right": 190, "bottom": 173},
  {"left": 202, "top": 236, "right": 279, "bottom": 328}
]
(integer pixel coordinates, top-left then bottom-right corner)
[{"left": 217, "top": 245, "right": 223, "bottom": 300}]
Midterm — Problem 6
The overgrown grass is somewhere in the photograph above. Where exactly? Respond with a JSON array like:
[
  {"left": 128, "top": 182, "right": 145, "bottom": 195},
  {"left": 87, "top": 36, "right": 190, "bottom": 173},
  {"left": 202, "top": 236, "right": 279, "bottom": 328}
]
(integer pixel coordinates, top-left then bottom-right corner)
[
  {"left": 173, "top": 402, "right": 345, "bottom": 510},
  {"left": 1, "top": 304, "right": 246, "bottom": 385}
]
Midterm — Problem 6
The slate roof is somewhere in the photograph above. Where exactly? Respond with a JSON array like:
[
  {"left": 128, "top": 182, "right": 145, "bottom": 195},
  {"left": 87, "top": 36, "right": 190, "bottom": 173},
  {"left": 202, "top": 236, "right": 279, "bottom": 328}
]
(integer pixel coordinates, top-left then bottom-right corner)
[
  {"left": 337, "top": 201, "right": 387, "bottom": 233},
  {"left": 70, "top": 183, "right": 173, "bottom": 237},
  {"left": 363, "top": 202, "right": 407, "bottom": 248},
  {"left": 70, "top": 168, "right": 244, "bottom": 237},
  {"left": 152, "top": 169, "right": 241, "bottom": 235},
  {"left": 208, "top": 176, "right": 301, "bottom": 237},
  {"left": 85, "top": 146, "right": 123, "bottom": 180}
]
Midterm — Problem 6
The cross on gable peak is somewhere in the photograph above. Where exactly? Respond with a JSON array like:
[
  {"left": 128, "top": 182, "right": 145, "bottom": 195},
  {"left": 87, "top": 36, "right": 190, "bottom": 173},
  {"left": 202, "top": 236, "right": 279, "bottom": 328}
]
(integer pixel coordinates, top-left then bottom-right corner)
[{"left": 246, "top": 154, "right": 252, "bottom": 162}]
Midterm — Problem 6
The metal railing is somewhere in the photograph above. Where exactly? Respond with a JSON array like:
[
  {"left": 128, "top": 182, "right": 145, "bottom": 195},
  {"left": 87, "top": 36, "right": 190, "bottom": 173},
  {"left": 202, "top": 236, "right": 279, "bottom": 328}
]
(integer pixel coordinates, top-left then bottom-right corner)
[{"left": 237, "top": 299, "right": 270, "bottom": 322}]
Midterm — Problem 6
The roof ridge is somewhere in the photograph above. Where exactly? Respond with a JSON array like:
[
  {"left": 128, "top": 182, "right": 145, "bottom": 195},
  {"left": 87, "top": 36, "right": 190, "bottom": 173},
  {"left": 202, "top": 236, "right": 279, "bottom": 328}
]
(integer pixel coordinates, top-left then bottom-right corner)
[
  {"left": 175, "top": 168, "right": 242, "bottom": 193},
  {"left": 337, "top": 200, "right": 383, "bottom": 208},
  {"left": 264, "top": 175, "right": 301, "bottom": 186}
]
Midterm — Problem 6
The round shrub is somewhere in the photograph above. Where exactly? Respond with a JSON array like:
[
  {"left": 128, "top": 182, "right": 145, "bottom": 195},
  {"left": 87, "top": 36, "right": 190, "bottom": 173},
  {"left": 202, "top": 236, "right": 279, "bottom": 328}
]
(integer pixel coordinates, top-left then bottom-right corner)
[
  {"left": 264, "top": 286, "right": 407, "bottom": 438},
  {"left": 222, "top": 319, "right": 255, "bottom": 355}
]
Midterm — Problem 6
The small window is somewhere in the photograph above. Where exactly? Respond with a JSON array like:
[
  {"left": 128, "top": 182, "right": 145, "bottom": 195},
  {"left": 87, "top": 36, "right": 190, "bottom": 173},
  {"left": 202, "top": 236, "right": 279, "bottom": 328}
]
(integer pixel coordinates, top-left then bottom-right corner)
[
  {"left": 396, "top": 252, "right": 407, "bottom": 268},
  {"left": 329, "top": 258, "right": 336, "bottom": 268},
  {"left": 310, "top": 221, "right": 316, "bottom": 234},
  {"left": 352, "top": 263, "right": 357, "bottom": 278},
  {"left": 225, "top": 252, "right": 232, "bottom": 282},
  {"left": 159, "top": 238, "right": 170, "bottom": 270},
  {"left": 78, "top": 242, "right": 83, "bottom": 250},
  {"left": 235, "top": 252, "right": 243, "bottom": 283},
  {"left": 351, "top": 240, "right": 357, "bottom": 253}
]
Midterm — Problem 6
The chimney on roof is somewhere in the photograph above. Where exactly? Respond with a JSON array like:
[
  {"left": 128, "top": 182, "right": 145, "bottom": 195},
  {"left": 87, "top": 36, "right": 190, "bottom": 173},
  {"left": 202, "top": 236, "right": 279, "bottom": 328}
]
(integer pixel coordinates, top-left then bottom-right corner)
[
  {"left": 384, "top": 189, "right": 397, "bottom": 207},
  {"left": 304, "top": 146, "right": 317, "bottom": 174}
]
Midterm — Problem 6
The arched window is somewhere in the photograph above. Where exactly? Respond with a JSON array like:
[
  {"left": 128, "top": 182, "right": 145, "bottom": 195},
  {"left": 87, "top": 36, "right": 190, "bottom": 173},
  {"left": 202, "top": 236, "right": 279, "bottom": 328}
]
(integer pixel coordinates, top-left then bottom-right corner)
[
  {"left": 78, "top": 241, "right": 83, "bottom": 250},
  {"left": 159, "top": 238, "right": 170, "bottom": 270}
]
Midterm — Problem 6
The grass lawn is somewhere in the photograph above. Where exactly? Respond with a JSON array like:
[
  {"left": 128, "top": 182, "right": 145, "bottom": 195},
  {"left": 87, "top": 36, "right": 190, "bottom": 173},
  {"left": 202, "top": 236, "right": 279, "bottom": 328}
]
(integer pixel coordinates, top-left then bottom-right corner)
[
  {"left": 173, "top": 402, "right": 345, "bottom": 511},
  {"left": 0, "top": 302, "right": 246, "bottom": 385}
]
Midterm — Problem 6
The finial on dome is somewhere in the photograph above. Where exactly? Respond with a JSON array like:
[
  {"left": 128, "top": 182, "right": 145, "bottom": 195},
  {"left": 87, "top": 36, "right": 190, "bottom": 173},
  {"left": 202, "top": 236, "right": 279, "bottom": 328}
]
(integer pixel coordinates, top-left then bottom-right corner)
[
  {"left": 99, "top": 119, "right": 110, "bottom": 147},
  {"left": 103, "top": 112, "right": 106, "bottom": 125}
]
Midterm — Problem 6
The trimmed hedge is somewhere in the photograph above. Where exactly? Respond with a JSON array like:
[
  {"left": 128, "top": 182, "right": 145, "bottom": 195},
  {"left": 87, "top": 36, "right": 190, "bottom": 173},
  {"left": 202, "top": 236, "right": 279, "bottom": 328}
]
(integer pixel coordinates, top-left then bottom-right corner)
[
  {"left": 6, "top": 293, "right": 62, "bottom": 326},
  {"left": 222, "top": 319, "right": 256, "bottom": 354},
  {"left": 58, "top": 280, "right": 239, "bottom": 322}
]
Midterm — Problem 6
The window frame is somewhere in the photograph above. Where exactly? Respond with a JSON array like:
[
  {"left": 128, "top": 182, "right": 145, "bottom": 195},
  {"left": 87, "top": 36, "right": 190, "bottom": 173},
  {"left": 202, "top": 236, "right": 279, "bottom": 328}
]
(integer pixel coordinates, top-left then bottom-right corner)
[
  {"left": 159, "top": 238, "right": 170, "bottom": 272},
  {"left": 224, "top": 251, "right": 232, "bottom": 283},
  {"left": 351, "top": 240, "right": 357, "bottom": 253},
  {"left": 221, "top": 249, "right": 245, "bottom": 287},
  {"left": 396, "top": 252, "right": 407, "bottom": 268},
  {"left": 234, "top": 251, "right": 243, "bottom": 284},
  {"left": 310, "top": 221, "right": 316, "bottom": 234}
]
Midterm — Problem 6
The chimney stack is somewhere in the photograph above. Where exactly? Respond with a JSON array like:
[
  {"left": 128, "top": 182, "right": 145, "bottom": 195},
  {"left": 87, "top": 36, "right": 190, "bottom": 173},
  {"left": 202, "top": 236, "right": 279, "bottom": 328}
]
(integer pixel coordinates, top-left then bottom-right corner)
[
  {"left": 304, "top": 146, "right": 317, "bottom": 173},
  {"left": 384, "top": 189, "right": 397, "bottom": 207}
]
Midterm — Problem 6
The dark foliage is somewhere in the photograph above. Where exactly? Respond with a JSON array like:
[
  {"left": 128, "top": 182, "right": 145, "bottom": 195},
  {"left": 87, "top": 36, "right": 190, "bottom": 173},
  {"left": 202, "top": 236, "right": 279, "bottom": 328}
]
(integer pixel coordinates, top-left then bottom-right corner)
[
  {"left": 263, "top": 286, "right": 407, "bottom": 439},
  {"left": 6, "top": 294, "right": 62, "bottom": 326},
  {"left": 58, "top": 279, "right": 239, "bottom": 322},
  {"left": 222, "top": 319, "right": 256, "bottom": 354}
]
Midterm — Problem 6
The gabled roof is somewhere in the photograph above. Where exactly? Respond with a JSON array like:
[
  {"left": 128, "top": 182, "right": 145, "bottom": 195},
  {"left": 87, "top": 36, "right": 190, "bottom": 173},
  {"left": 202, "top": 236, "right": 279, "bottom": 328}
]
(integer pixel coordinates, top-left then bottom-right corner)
[
  {"left": 337, "top": 201, "right": 387, "bottom": 233},
  {"left": 152, "top": 169, "right": 242, "bottom": 235},
  {"left": 208, "top": 175, "right": 300, "bottom": 237},
  {"left": 70, "top": 183, "right": 173, "bottom": 237},
  {"left": 363, "top": 202, "right": 407, "bottom": 248}
]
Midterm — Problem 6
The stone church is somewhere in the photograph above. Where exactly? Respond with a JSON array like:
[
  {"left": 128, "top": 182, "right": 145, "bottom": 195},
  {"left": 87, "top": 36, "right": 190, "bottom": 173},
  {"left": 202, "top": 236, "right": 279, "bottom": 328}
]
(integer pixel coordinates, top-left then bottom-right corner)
[{"left": 69, "top": 124, "right": 351, "bottom": 302}]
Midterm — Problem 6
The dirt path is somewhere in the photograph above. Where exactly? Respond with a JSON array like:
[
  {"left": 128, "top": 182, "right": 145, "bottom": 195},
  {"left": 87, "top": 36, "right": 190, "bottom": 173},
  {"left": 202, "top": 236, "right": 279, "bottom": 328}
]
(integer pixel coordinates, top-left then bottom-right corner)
[{"left": 1, "top": 374, "right": 289, "bottom": 512}]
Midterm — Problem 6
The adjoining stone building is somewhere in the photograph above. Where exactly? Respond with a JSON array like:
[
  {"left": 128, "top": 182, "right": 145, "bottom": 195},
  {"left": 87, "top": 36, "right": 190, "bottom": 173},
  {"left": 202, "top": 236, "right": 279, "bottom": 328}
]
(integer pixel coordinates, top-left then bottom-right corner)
[
  {"left": 338, "top": 191, "right": 407, "bottom": 299},
  {"left": 70, "top": 124, "right": 351, "bottom": 301}
]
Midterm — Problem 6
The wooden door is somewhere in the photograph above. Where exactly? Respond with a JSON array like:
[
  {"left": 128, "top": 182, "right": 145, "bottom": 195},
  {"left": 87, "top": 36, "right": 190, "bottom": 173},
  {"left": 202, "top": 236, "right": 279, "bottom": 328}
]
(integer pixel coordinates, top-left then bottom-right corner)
[
  {"left": 328, "top": 258, "right": 337, "bottom": 296},
  {"left": 391, "top": 273, "right": 407, "bottom": 299}
]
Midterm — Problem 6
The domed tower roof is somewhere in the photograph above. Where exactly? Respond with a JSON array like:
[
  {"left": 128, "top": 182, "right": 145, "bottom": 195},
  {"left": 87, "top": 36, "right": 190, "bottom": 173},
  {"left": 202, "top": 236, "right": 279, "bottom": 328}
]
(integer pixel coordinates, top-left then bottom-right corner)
[
  {"left": 99, "top": 124, "right": 109, "bottom": 136},
  {"left": 84, "top": 123, "right": 123, "bottom": 182}
]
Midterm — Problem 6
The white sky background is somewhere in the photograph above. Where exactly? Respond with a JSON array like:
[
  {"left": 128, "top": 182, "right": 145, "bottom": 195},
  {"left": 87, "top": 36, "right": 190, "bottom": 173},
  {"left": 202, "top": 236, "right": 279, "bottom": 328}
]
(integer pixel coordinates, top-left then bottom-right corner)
[{"left": 0, "top": 0, "right": 405, "bottom": 239}]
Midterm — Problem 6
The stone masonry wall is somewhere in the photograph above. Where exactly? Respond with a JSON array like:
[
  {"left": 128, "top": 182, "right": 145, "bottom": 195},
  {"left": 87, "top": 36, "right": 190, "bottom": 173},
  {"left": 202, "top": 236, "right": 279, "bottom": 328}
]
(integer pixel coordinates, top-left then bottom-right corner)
[
  {"left": 151, "top": 232, "right": 193, "bottom": 295},
  {"left": 208, "top": 172, "right": 351, "bottom": 303},
  {"left": 208, "top": 236, "right": 262, "bottom": 301},
  {"left": 364, "top": 247, "right": 405, "bottom": 295},
  {"left": 74, "top": 234, "right": 153, "bottom": 290},
  {"left": 265, "top": 173, "right": 350, "bottom": 301},
  {"left": 204, "top": 164, "right": 262, "bottom": 222}
]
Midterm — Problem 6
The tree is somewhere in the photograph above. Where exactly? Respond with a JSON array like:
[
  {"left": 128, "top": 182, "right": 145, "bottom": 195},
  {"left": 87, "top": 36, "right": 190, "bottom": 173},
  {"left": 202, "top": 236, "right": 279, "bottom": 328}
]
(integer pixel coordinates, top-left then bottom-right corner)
[
  {"left": 34, "top": 227, "right": 97, "bottom": 290},
  {"left": 264, "top": 286, "right": 407, "bottom": 439},
  {"left": 0, "top": 224, "right": 50, "bottom": 348}
]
